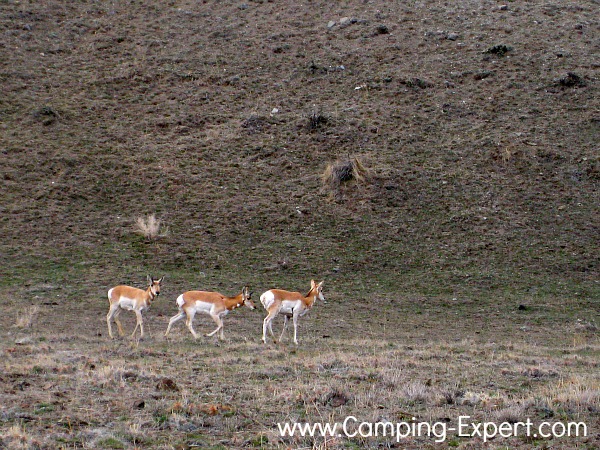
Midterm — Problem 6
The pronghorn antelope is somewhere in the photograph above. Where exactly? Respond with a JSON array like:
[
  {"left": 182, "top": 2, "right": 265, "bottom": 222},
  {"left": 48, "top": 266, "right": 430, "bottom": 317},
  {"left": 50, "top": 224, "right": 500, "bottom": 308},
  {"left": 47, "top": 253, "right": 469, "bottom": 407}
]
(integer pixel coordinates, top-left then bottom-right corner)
[
  {"left": 106, "top": 276, "right": 164, "bottom": 339},
  {"left": 261, "top": 280, "right": 325, "bottom": 345},
  {"left": 164, "top": 286, "right": 255, "bottom": 340}
]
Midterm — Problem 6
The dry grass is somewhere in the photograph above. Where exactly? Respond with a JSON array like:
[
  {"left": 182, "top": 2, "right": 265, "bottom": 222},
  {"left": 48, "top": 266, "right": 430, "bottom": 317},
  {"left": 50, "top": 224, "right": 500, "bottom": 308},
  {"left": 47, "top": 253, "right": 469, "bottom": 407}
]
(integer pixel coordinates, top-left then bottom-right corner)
[
  {"left": 93, "top": 364, "right": 127, "bottom": 388},
  {"left": 537, "top": 375, "right": 600, "bottom": 415},
  {"left": 15, "top": 306, "right": 39, "bottom": 329},
  {"left": 0, "top": 322, "right": 598, "bottom": 448},
  {"left": 134, "top": 214, "right": 164, "bottom": 241},
  {"left": 322, "top": 157, "right": 371, "bottom": 187},
  {"left": 0, "top": 423, "right": 41, "bottom": 450},
  {"left": 321, "top": 157, "right": 372, "bottom": 201}
]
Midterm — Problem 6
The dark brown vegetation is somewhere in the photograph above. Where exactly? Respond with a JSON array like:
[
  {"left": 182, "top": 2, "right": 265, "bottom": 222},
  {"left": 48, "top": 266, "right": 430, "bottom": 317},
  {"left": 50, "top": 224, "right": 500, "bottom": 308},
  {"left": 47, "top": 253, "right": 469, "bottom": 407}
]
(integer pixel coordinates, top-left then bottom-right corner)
[{"left": 1, "top": 0, "right": 598, "bottom": 448}]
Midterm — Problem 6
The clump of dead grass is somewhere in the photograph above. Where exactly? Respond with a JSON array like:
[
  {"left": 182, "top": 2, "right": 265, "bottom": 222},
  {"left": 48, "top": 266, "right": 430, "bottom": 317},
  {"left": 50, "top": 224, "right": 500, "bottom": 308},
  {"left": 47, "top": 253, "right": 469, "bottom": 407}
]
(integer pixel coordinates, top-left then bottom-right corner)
[
  {"left": 438, "top": 385, "right": 465, "bottom": 406},
  {"left": 401, "top": 381, "right": 432, "bottom": 404},
  {"left": 493, "top": 404, "right": 527, "bottom": 423},
  {"left": 322, "top": 157, "right": 370, "bottom": 186},
  {"left": 0, "top": 423, "right": 41, "bottom": 449},
  {"left": 517, "top": 375, "right": 600, "bottom": 420},
  {"left": 134, "top": 214, "right": 165, "bottom": 241},
  {"left": 321, "top": 157, "right": 372, "bottom": 200},
  {"left": 540, "top": 376, "right": 600, "bottom": 414},
  {"left": 93, "top": 364, "right": 126, "bottom": 388},
  {"left": 308, "top": 110, "right": 329, "bottom": 131},
  {"left": 15, "top": 305, "right": 39, "bottom": 329}
]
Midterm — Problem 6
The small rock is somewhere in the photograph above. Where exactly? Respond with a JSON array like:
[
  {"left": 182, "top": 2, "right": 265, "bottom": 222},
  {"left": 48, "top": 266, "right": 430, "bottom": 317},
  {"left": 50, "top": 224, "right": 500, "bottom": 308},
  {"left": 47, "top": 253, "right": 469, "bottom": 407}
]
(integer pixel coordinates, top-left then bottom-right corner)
[
  {"left": 474, "top": 70, "right": 494, "bottom": 80},
  {"left": 375, "top": 24, "right": 389, "bottom": 35},
  {"left": 499, "top": 4, "right": 508, "bottom": 11},
  {"left": 447, "top": 32, "right": 459, "bottom": 41},
  {"left": 484, "top": 44, "right": 512, "bottom": 56},
  {"left": 178, "top": 422, "right": 199, "bottom": 432},
  {"left": 557, "top": 72, "right": 586, "bottom": 87},
  {"left": 339, "top": 17, "right": 351, "bottom": 27},
  {"left": 15, "top": 336, "right": 33, "bottom": 345},
  {"left": 327, "top": 20, "right": 336, "bottom": 29}
]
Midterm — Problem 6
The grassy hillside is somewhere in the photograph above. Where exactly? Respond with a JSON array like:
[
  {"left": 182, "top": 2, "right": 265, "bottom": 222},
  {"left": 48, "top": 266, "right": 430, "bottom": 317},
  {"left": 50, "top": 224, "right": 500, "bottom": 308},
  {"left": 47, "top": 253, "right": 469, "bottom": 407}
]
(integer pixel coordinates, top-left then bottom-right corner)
[
  {"left": 1, "top": 0, "right": 598, "bottom": 448},
  {"left": 2, "top": 0, "right": 598, "bottom": 295}
]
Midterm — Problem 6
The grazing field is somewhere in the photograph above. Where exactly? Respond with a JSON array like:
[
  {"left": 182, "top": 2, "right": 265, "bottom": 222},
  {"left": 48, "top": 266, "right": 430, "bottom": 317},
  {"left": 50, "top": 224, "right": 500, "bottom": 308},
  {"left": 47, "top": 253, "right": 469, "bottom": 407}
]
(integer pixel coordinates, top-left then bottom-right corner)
[
  {"left": 1, "top": 292, "right": 599, "bottom": 449},
  {"left": 1, "top": 0, "right": 598, "bottom": 448}
]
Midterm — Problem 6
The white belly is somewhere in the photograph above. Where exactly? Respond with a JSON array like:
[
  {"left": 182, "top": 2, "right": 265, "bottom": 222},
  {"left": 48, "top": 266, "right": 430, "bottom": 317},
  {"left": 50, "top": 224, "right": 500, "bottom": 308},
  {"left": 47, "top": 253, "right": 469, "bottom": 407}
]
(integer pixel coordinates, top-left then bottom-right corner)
[
  {"left": 118, "top": 297, "right": 144, "bottom": 311},
  {"left": 261, "top": 291, "right": 308, "bottom": 316},
  {"left": 193, "top": 300, "right": 226, "bottom": 316},
  {"left": 281, "top": 300, "right": 305, "bottom": 316}
]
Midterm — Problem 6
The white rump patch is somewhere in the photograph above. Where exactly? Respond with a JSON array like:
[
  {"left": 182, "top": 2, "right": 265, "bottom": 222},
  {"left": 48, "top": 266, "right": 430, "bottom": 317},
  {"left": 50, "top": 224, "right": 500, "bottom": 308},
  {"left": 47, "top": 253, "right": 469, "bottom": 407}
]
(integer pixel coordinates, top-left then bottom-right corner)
[
  {"left": 176, "top": 294, "right": 185, "bottom": 308},
  {"left": 260, "top": 290, "right": 275, "bottom": 310}
]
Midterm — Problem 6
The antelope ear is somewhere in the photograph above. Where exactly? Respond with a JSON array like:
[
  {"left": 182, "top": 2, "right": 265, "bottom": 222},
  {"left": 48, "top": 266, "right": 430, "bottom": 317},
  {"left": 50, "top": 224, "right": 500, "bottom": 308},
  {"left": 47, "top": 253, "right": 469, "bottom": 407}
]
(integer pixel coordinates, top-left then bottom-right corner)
[
  {"left": 311, "top": 279, "right": 316, "bottom": 288},
  {"left": 158, "top": 276, "right": 165, "bottom": 283},
  {"left": 317, "top": 281, "right": 324, "bottom": 288},
  {"left": 147, "top": 275, "right": 153, "bottom": 284}
]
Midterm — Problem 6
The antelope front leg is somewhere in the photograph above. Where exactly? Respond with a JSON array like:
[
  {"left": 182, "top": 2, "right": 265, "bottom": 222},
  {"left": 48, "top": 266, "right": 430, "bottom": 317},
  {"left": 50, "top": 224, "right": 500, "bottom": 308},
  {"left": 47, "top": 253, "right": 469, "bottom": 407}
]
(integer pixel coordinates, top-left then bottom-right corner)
[{"left": 132, "top": 310, "right": 144, "bottom": 339}]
